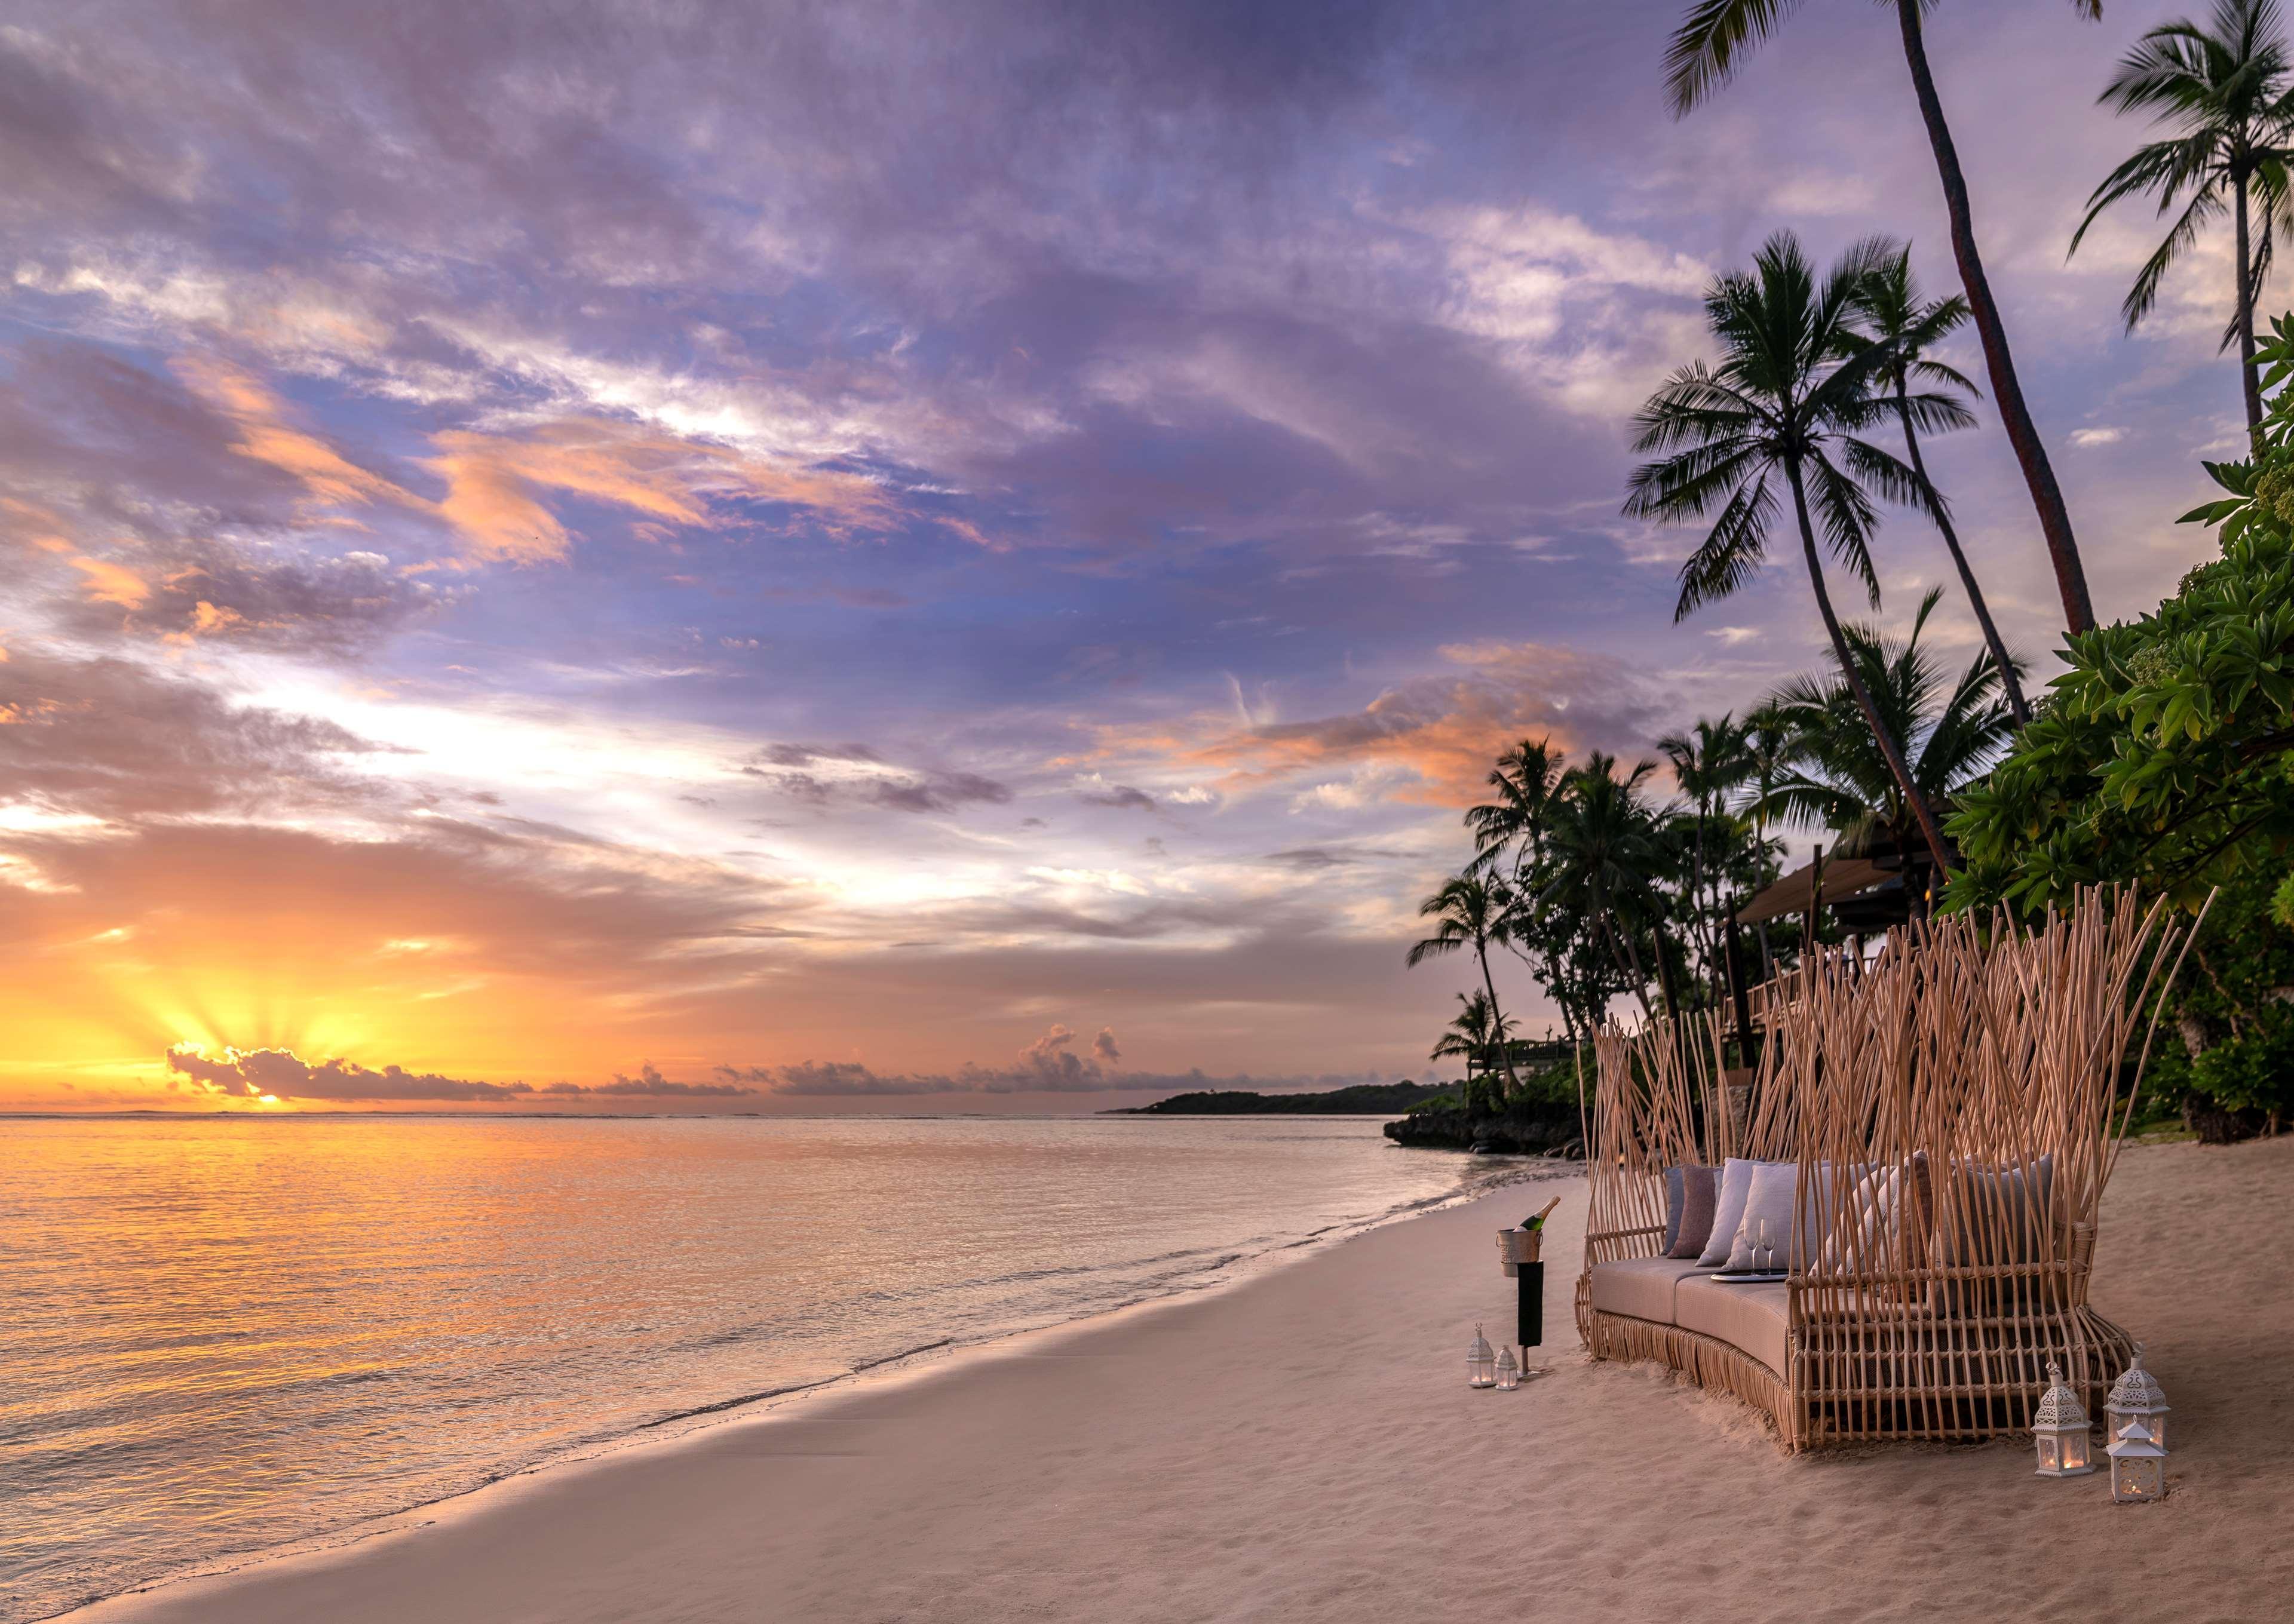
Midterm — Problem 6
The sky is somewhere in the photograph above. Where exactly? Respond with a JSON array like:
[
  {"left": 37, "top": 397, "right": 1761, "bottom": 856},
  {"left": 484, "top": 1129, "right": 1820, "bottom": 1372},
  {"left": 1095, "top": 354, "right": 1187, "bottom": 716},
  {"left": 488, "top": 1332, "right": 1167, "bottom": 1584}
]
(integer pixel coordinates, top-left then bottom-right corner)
[{"left": 0, "top": 0, "right": 2256, "bottom": 1112}]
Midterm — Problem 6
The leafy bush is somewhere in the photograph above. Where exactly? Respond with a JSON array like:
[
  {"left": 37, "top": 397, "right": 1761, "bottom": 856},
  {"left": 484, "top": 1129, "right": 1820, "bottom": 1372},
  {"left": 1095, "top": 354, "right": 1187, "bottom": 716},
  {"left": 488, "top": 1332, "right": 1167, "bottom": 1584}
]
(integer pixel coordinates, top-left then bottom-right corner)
[{"left": 1946, "top": 314, "right": 2294, "bottom": 1137}]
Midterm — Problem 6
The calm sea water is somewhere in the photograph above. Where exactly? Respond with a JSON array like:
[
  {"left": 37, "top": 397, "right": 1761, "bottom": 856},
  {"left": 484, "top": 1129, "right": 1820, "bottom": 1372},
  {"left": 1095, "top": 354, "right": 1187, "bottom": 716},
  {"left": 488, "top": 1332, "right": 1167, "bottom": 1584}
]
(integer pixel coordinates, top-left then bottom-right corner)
[{"left": 0, "top": 1115, "right": 1508, "bottom": 1621}]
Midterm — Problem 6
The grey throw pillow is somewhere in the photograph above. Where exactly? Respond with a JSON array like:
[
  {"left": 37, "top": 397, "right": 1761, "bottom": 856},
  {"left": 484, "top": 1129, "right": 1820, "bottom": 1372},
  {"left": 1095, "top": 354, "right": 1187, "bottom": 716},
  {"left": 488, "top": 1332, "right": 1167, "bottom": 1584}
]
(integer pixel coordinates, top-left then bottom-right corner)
[
  {"left": 1664, "top": 1165, "right": 1719, "bottom": 1258},
  {"left": 1723, "top": 1161, "right": 1801, "bottom": 1271}
]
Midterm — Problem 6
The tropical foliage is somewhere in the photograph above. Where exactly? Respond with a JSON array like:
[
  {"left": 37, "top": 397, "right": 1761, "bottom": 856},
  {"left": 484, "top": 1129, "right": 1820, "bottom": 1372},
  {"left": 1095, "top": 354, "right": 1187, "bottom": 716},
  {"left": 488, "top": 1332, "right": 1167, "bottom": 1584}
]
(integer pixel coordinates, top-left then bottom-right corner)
[
  {"left": 1759, "top": 588, "right": 2022, "bottom": 882},
  {"left": 1944, "top": 317, "right": 2294, "bottom": 915},
  {"left": 1931, "top": 315, "right": 2294, "bottom": 1139}
]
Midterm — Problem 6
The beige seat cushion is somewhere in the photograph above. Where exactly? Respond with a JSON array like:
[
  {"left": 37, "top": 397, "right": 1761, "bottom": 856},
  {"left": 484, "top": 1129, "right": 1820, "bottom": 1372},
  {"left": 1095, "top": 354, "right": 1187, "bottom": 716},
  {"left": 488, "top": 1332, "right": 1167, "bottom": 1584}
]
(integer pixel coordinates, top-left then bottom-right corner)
[
  {"left": 1587, "top": 1257, "right": 1709, "bottom": 1326},
  {"left": 1674, "top": 1276, "right": 1790, "bottom": 1375}
]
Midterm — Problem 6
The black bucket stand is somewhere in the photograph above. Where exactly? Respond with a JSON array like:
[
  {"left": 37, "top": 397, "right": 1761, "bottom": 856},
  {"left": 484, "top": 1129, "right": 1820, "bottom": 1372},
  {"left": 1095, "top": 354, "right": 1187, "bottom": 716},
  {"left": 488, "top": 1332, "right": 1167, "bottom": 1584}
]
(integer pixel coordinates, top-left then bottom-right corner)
[{"left": 1516, "top": 1258, "right": 1544, "bottom": 1372}]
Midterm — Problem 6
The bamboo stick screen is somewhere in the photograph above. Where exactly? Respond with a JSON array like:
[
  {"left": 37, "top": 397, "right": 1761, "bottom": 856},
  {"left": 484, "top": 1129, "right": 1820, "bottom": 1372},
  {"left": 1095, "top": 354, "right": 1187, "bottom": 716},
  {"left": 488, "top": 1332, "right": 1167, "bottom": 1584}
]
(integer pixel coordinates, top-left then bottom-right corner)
[{"left": 1578, "top": 889, "right": 2192, "bottom": 1449}]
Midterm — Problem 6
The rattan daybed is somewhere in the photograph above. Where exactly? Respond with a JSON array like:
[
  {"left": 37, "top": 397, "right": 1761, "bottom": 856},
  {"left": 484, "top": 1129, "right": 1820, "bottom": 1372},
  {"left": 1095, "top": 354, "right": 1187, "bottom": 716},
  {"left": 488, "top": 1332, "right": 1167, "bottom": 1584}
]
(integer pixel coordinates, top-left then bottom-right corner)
[{"left": 1575, "top": 894, "right": 2188, "bottom": 1451}]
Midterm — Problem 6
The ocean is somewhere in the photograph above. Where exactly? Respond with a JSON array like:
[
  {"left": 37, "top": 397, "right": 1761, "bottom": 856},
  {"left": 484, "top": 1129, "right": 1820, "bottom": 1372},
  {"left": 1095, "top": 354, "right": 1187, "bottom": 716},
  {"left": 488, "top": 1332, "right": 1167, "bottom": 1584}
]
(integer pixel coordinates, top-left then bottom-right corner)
[{"left": 0, "top": 1114, "right": 1517, "bottom": 1621}]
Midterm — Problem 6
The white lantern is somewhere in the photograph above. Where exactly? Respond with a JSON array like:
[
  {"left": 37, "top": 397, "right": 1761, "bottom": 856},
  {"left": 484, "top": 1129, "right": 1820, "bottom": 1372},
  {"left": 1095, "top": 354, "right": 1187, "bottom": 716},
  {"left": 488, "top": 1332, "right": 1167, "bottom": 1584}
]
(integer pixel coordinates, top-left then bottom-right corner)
[
  {"left": 1467, "top": 1324, "right": 1496, "bottom": 1389},
  {"left": 2107, "top": 1414, "right": 2167, "bottom": 1504},
  {"left": 1494, "top": 1345, "right": 1520, "bottom": 1390},
  {"left": 2106, "top": 1344, "right": 2170, "bottom": 1453},
  {"left": 2029, "top": 1361, "right": 2096, "bottom": 1478}
]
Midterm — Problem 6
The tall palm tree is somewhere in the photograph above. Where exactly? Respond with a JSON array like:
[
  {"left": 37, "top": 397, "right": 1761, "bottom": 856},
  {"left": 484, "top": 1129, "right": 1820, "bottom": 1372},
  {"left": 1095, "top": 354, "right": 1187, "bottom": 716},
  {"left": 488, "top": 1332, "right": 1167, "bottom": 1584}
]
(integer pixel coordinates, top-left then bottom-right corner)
[
  {"left": 2072, "top": 0, "right": 2294, "bottom": 438},
  {"left": 1431, "top": 989, "right": 1512, "bottom": 1112},
  {"left": 1405, "top": 876, "right": 1522, "bottom": 1097},
  {"left": 1625, "top": 231, "right": 1958, "bottom": 870},
  {"left": 1844, "top": 241, "right": 2032, "bottom": 723},
  {"left": 1666, "top": 0, "right": 2101, "bottom": 636},
  {"left": 1756, "top": 588, "right": 2022, "bottom": 904}
]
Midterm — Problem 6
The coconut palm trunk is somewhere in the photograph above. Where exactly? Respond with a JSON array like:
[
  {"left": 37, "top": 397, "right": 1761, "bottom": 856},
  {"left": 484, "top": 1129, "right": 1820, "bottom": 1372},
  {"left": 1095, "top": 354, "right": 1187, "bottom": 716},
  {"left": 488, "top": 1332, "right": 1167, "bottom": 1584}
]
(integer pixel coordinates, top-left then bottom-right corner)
[
  {"left": 1889, "top": 377, "right": 2032, "bottom": 722},
  {"left": 1894, "top": 0, "right": 2096, "bottom": 636},
  {"left": 1785, "top": 458, "right": 1956, "bottom": 868},
  {"left": 1471, "top": 944, "right": 1519, "bottom": 1103},
  {"left": 2237, "top": 167, "right": 2265, "bottom": 436}
]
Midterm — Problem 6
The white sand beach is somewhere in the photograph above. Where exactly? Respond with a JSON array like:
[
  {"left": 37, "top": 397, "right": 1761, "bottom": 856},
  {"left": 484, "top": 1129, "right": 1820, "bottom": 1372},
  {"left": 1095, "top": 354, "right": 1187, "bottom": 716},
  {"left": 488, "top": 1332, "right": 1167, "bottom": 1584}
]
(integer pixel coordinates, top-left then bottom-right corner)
[{"left": 73, "top": 1137, "right": 2292, "bottom": 1624}]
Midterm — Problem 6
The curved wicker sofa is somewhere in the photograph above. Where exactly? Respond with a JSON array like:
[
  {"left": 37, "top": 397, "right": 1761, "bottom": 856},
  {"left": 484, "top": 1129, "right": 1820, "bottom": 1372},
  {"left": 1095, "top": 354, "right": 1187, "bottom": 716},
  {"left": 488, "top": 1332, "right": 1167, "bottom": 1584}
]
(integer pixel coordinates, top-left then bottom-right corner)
[{"left": 1575, "top": 895, "right": 2185, "bottom": 1452}]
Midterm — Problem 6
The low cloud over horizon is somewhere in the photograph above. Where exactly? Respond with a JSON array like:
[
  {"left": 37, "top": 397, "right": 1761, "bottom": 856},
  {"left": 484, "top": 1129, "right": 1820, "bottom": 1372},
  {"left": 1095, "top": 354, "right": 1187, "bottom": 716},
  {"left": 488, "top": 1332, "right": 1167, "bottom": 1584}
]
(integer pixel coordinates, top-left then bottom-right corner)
[{"left": 157, "top": 1033, "right": 1392, "bottom": 1107}]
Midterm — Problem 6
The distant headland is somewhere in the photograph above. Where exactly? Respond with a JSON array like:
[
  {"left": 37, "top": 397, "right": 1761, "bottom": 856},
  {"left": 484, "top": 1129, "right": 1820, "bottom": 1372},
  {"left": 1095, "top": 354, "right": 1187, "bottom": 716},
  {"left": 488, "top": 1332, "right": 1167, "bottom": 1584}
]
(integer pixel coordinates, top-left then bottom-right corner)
[{"left": 1107, "top": 1080, "right": 1449, "bottom": 1116}]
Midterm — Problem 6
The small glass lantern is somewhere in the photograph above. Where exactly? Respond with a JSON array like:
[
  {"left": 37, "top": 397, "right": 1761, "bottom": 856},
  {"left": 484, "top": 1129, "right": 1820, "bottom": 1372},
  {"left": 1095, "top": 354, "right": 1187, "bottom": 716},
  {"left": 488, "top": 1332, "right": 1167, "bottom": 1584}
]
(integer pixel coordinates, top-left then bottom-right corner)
[
  {"left": 2030, "top": 1361, "right": 2096, "bottom": 1478},
  {"left": 2106, "top": 1344, "right": 2170, "bottom": 1453},
  {"left": 1494, "top": 1346, "right": 1520, "bottom": 1390},
  {"left": 2107, "top": 1414, "right": 2166, "bottom": 1503},
  {"left": 1467, "top": 1324, "right": 1496, "bottom": 1389}
]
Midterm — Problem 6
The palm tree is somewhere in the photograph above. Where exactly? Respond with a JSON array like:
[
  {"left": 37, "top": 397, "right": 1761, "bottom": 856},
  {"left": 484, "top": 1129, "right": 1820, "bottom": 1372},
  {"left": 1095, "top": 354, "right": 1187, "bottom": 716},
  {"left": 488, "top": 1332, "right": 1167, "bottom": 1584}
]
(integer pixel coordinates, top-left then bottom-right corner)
[
  {"left": 1741, "top": 701, "right": 1795, "bottom": 865},
  {"left": 1626, "top": 231, "right": 1957, "bottom": 871},
  {"left": 1532, "top": 753, "right": 1675, "bottom": 1018},
  {"left": 1756, "top": 588, "right": 2022, "bottom": 907},
  {"left": 1657, "top": 714, "right": 1753, "bottom": 998},
  {"left": 1844, "top": 241, "right": 2032, "bottom": 724},
  {"left": 2072, "top": 0, "right": 2294, "bottom": 438},
  {"left": 1405, "top": 876, "right": 1522, "bottom": 1097},
  {"left": 1464, "top": 737, "right": 1564, "bottom": 886},
  {"left": 1739, "top": 700, "right": 1797, "bottom": 978},
  {"left": 1666, "top": 0, "right": 2101, "bottom": 636},
  {"left": 1431, "top": 990, "right": 1512, "bottom": 1113}
]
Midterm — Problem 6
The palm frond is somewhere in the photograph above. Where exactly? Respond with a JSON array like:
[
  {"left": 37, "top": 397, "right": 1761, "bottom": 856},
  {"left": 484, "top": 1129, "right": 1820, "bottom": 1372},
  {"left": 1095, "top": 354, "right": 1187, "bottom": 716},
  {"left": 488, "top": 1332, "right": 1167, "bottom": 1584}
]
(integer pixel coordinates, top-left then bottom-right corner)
[
  {"left": 1672, "top": 473, "right": 1775, "bottom": 622},
  {"left": 1800, "top": 450, "right": 1883, "bottom": 607},
  {"left": 1664, "top": 0, "right": 1807, "bottom": 116}
]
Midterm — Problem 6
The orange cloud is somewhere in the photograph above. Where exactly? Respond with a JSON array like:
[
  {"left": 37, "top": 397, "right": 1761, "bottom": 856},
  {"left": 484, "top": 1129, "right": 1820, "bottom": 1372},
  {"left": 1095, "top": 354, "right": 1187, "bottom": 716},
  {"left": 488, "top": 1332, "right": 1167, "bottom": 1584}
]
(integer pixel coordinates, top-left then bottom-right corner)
[
  {"left": 154, "top": 354, "right": 918, "bottom": 567},
  {"left": 1092, "top": 641, "right": 1663, "bottom": 808},
  {"left": 425, "top": 418, "right": 901, "bottom": 563},
  {"left": 69, "top": 555, "right": 151, "bottom": 608},
  {"left": 174, "top": 355, "right": 419, "bottom": 512}
]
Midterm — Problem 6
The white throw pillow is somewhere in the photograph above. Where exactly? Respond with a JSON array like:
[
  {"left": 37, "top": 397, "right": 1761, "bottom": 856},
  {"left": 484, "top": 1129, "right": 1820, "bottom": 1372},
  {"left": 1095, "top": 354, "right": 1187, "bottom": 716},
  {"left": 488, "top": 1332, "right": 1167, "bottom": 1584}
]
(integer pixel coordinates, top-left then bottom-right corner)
[
  {"left": 1725, "top": 1161, "right": 1801, "bottom": 1272},
  {"left": 1697, "top": 1158, "right": 1780, "bottom": 1267}
]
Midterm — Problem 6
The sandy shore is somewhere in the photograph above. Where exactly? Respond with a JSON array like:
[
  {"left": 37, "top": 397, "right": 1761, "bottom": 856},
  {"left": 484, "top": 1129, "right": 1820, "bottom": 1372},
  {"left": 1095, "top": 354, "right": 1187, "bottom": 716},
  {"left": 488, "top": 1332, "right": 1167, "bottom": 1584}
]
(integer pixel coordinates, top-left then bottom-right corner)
[{"left": 70, "top": 1137, "right": 2294, "bottom": 1624}]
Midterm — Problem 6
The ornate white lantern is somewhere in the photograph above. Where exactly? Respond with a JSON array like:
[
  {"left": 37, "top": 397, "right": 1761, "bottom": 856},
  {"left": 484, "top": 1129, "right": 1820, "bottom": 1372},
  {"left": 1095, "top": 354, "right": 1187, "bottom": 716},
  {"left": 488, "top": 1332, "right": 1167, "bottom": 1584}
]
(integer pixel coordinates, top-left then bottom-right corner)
[
  {"left": 2029, "top": 1361, "right": 2095, "bottom": 1477},
  {"left": 2106, "top": 1344, "right": 2170, "bottom": 1453},
  {"left": 1494, "top": 1345, "right": 1520, "bottom": 1390},
  {"left": 2107, "top": 1415, "right": 2167, "bottom": 1503},
  {"left": 1467, "top": 1324, "right": 1496, "bottom": 1389}
]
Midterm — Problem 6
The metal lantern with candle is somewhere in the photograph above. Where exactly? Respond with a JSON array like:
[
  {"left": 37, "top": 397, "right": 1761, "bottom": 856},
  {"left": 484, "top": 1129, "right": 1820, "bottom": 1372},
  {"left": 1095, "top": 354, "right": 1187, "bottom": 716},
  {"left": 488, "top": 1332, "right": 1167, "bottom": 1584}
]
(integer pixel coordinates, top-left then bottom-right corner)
[
  {"left": 2107, "top": 1414, "right": 2167, "bottom": 1503},
  {"left": 1467, "top": 1324, "right": 1496, "bottom": 1389},
  {"left": 2106, "top": 1345, "right": 2170, "bottom": 1452},
  {"left": 1493, "top": 1346, "right": 1519, "bottom": 1390},
  {"left": 2030, "top": 1361, "right": 2096, "bottom": 1478}
]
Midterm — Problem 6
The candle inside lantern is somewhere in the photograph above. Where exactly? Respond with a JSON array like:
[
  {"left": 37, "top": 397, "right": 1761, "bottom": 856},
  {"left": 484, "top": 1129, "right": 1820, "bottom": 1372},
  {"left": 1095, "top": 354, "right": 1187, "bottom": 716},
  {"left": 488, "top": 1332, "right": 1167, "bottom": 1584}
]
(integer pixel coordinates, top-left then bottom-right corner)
[{"left": 1466, "top": 1324, "right": 1496, "bottom": 1389}]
